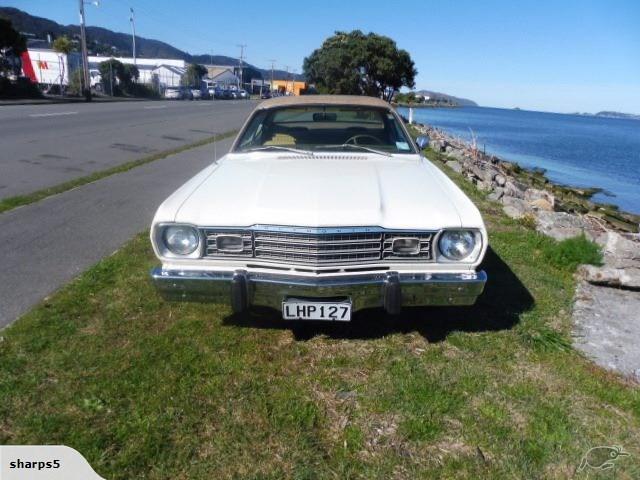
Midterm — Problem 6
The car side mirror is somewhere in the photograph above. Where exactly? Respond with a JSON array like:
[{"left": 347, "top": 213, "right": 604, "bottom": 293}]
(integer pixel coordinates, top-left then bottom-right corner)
[{"left": 416, "top": 135, "right": 430, "bottom": 149}]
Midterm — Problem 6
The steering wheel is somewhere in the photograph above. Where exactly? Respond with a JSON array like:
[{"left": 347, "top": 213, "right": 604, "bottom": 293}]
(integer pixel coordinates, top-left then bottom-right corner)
[{"left": 345, "top": 134, "right": 384, "bottom": 146}]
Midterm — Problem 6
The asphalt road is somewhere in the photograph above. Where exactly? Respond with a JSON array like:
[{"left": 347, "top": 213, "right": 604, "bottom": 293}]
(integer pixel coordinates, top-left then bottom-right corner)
[
  {"left": 0, "top": 99, "right": 256, "bottom": 199},
  {"left": 0, "top": 137, "right": 234, "bottom": 328}
]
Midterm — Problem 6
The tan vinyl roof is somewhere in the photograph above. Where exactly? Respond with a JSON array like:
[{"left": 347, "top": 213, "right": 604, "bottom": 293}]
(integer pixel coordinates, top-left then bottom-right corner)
[{"left": 255, "top": 95, "right": 393, "bottom": 110}]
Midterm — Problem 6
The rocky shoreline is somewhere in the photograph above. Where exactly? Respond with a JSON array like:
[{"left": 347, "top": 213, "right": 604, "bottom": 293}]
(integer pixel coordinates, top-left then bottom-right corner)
[{"left": 414, "top": 122, "right": 640, "bottom": 380}]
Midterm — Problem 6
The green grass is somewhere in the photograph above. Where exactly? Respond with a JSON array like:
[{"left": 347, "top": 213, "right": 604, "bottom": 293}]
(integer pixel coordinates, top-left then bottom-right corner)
[
  {"left": 1, "top": 147, "right": 639, "bottom": 479},
  {"left": 0, "top": 130, "right": 237, "bottom": 215}
]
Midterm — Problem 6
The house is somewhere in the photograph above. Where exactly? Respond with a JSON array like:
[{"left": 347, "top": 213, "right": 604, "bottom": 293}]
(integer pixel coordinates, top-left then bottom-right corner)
[
  {"left": 270, "top": 79, "right": 308, "bottom": 96},
  {"left": 205, "top": 66, "right": 239, "bottom": 87},
  {"left": 151, "top": 64, "right": 187, "bottom": 88}
]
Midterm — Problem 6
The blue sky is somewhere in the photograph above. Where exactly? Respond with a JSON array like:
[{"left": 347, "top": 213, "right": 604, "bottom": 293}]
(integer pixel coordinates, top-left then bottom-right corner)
[{"left": 7, "top": 0, "right": 640, "bottom": 113}]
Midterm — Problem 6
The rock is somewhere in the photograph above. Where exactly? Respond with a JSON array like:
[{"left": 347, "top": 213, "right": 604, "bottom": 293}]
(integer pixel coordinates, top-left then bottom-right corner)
[
  {"left": 448, "top": 149, "right": 467, "bottom": 163},
  {"left": 525, "top": 188, "right": 555, "bottom": 209},
  {"left": 578, "top": 265, "right": 640, "bottom": 289},
  {"left": 573, "top": 281, "right": 640, "bottom": 379},
  {"left": 535, "top": 211, "right": 590, "bottom": 240},
  {"left": 445, "top": 145, "right": 454, "bottom": 153},
  {"left": 445, "top": 160, "right": 463, "bottom": 173},
  {"left": 502, "top": 196, "right": 531, "bottom": 219},
  {"left": 487, "top": 187, "right": 504, "bottom": 202},
  {"left": 430, "top": 140, "right": 447, "bottom": 152},
  {"left": 601, "top": 231, "right": 640, "bottom": 269},
  {"left": 477, "top": 181, "right": 493, "bottom": 192},
  {"left": 470, "top": 164, "right": 500, "bottom": 183},
  {"left": 494, "top": 174, "right": 507, "bottom": 186},
  {"left": 530, "top": 198, "right": 554, "bottom": 212},
  {"left": 503, "top": 179, "right": 528, "bottom": 199}
]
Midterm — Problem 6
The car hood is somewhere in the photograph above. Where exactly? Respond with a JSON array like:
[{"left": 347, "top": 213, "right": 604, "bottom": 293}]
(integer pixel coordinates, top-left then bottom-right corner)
[{"left": 157, "top": 153, "right": 483, "bottom": 230}]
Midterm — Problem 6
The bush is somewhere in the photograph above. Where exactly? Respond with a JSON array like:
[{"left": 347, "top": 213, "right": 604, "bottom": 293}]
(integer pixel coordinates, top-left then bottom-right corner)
[
  {"left": 124, "top": 83, "right": 160, "bottom": 99},
  {"left": 542, "top": 234, "right": 603, "bottom": 271},
  {"left": 0, "top": 77, "right": 43, "bottom": 99}
]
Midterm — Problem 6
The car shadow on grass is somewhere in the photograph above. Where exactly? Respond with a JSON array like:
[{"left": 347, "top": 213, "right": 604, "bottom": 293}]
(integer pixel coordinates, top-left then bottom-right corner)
[{"left": 223, "top": 247, "right": 534, "bottom": 342}]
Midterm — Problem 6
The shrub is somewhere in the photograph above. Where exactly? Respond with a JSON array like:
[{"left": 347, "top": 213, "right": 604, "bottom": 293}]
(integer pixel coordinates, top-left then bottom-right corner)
[
  {"left": 124, "top": 83, "right": 160, "bottom": 99},
  {"left": 0, "top": 77, "right": 42, "bottom": 99},
  {"left": 542, "top": 234, "right": 603, "bottom": 271}
]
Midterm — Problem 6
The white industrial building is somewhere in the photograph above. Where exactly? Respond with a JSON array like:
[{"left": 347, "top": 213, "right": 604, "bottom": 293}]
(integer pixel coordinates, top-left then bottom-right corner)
[{"left": 88, "top": 56, "right": 185, "bottom": 84}]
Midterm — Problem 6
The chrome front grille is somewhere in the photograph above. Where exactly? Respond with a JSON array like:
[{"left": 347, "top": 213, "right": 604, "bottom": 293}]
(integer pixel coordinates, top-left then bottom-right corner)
[
  {"left": 254, "top": 231, "right": 382, "bottom": 265},
  {"left": 382, "top": 232, "right": 433, "bottom": 261},
  {"left": 202, "top": 227, "right": 435, "bottom": 265},
  {"left": 203, "top": 230, "right": 253, "bottom": 257}
]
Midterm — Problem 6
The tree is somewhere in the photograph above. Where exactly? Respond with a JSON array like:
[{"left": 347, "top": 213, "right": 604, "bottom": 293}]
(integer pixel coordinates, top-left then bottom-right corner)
[
  {"left": 98, "top": 59, "right": 124, "bottom": 95},
  {"left": 0, "top": 18, "right": 26, "bottom": 77},
  {"left": 52, "top": 36, "right": 73, "bottom": 95},
  {"left": 182, "top": 63, "right": 207, "bottom": 87},
  {"left": 52, "top": 36, "right": 73, "bottom": 55},
  {"left": 120, "top": 63, "right": 139, "bottom": 87},
  {"left": 303, "top": 30, "right": 417, "bottom": 102}
]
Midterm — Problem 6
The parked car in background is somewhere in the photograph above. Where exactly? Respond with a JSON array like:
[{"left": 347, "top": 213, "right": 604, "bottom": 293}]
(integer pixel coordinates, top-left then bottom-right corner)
[
  {"left": 238, "top": 89, "right": 249, "bottom": 99},
  {"left": 163, "top": 87, "right": 181, "bottom": 99},
  {"left": 260, "top": 90, "right": 272, "bottom": 99},
  {"left": 179, "top": 86, "right": 193, "bottom": 100},
  {"left": 150, "top": 95, "right": 488, "bottom": 321},
  {"left": 190, "top": 88, "right": 202, "bottom": 100}
]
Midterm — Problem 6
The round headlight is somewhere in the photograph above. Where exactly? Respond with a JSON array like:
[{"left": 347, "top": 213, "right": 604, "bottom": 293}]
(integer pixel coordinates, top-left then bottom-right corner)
[
  {"left": 163, "top": 226, "right": 199, "bottom": 255},
  {"left": 438, "top": 230, "right": 476, "bottom": 261}
]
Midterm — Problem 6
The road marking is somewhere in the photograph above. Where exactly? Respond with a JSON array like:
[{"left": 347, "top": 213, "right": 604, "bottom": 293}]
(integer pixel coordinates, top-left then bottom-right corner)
[
  {"left": 29, "top": 111, "right": 78, "bottom": 118},
  {"left": 143, "top": 105, "right": 167, "bottom": 110}
]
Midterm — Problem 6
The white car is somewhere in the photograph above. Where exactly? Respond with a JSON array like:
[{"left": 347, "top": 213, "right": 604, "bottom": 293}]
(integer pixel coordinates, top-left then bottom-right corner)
[
  {"left": 163, "top": 87, "right": 181, "bottom": 99},
  {"left": 150, "top": 95, "right": 487, "bottom": 321}
]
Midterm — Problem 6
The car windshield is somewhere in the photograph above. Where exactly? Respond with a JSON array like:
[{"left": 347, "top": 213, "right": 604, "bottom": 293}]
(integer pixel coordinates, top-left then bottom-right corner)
[{"left": 234, "top": 105, "right": 415, "bottom": 154}]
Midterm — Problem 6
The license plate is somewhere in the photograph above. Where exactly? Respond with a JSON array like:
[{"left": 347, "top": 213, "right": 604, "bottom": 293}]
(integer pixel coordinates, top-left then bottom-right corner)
[{"left": 282, "top": 299, "right": 352, "bottom": 321}]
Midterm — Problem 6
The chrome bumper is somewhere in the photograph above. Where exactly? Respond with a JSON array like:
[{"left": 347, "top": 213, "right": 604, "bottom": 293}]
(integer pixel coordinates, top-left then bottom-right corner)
[{"left": 150, "top": 268, "right": 487, "bottom": 315}]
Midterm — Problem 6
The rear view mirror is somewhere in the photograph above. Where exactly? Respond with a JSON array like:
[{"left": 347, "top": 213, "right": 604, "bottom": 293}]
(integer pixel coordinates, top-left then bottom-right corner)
[
  {"left": 312, "top": 112, "right": 337, "bottom": 122},
  {"left": 416, "top": 135, "right": 429, "bottom": 149}
]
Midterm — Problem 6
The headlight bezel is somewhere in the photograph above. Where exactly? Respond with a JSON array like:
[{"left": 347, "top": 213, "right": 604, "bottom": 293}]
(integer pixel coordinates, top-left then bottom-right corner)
[
  {"left": 153, "top": 223, "right": 203, "bottom": 259},
  {"left": 436, "top": 229, "right": 483, "bottom": 263}
]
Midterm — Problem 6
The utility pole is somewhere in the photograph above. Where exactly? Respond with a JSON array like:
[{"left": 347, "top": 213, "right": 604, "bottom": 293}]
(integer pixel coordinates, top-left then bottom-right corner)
[
  {"left": 78, "top": 0, "right": 91, "bottom": 100},
  {"left": 130, "top": 7, "right": 136, "bottom": 66},
  {"left": 284, "top": 65, "right": 290, "bottom": 95},
  {"left": 268, "top": 59, "right": 276, "bottom": 94},
  {"left": 236, "top": 44, "right": 246, "bottom": 90}
]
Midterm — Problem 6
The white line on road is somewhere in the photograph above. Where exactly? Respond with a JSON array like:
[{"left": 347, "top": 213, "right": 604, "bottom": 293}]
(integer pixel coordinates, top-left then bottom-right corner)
[
  {"left": 29, "top": 111, "right": 78, "bottom": 118},
  {"left": 143, "top": 105, "right": 167, "bottom": 109}
]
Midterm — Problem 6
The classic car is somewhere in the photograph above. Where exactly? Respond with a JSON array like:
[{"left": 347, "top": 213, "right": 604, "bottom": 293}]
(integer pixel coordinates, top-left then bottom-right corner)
[{"left": 150, "top": 95, "right": 487, "bottom": 321}]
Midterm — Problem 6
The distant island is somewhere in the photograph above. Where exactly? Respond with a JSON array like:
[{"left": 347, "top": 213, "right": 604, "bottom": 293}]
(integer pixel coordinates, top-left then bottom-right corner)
[
  {"left": 571, "top": 111, "right": 640, "bottom": 120},
  {"left": 594, "top": 111, "right": 640, "bottom": 120},
  {"left": 395, "top": 90, "right": 477, "bottom": 108}
]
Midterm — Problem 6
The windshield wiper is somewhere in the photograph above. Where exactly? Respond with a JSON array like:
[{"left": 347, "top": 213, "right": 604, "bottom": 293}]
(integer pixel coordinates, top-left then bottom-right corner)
[
  {"left": 244, "top": 145, "right": 315, "bottom": 156},
  {"left": 315, "top": 144, "right": 392, "bottom": 157}
]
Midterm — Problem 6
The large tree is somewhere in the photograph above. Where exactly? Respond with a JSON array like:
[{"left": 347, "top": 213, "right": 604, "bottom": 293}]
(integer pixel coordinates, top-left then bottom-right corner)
[
  {"left": 303, "top": 30, "right": 416, "bottom": 102},
  {"left": 0, "top": 18, "right": 26, "bottom": 76},
  {"left": 182, "top": 63, "right": 207, "bottom": 87}
]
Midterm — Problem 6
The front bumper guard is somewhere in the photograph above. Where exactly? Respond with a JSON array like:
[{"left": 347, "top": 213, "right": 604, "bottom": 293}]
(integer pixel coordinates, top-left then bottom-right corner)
[{"left": 150, "top": 268, "right": 487, "bottom": 315}]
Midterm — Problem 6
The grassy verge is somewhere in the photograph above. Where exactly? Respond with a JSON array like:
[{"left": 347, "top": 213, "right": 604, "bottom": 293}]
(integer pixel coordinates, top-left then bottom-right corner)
[
  {"left": 1, "top": 149, "right": 638, "bottom": 479},
  {"left": 0, "top": 131, "right": 237, "bottom": 215}
]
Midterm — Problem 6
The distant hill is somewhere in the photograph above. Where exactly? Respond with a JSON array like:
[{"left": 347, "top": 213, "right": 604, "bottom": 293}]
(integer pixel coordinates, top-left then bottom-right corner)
[
  {"left": 414, "top": 89, "right": 478, "bottom": 107},
  {"left": 0, "top": 6, "right": 300, "bottom": 81}
]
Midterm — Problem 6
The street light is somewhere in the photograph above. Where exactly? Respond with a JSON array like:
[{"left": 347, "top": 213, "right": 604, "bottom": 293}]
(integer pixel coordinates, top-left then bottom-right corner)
[{"left": 79, "top": 0, "right": 99, "bottom": 101}]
